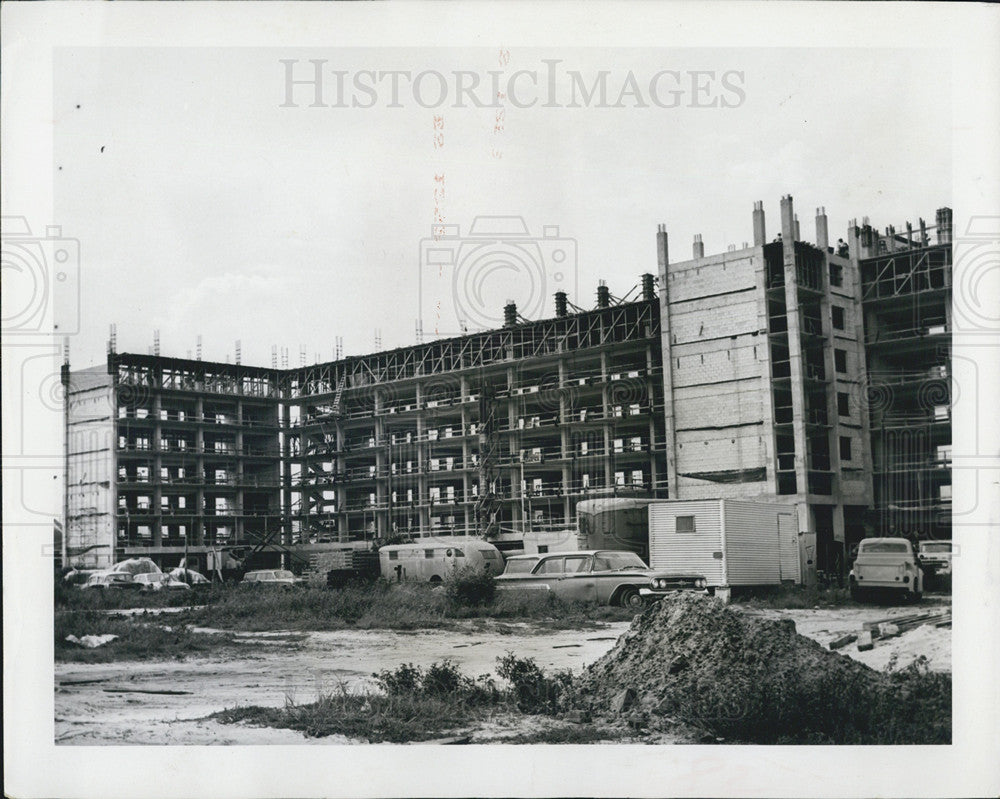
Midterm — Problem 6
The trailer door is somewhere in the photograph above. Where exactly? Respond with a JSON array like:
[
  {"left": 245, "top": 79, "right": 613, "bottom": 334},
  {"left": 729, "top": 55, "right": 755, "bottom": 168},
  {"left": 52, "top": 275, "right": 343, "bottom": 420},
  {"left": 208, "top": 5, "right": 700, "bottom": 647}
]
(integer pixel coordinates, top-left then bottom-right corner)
[{"left": 777, "top": 512, "right": 800, "bottom": 583}]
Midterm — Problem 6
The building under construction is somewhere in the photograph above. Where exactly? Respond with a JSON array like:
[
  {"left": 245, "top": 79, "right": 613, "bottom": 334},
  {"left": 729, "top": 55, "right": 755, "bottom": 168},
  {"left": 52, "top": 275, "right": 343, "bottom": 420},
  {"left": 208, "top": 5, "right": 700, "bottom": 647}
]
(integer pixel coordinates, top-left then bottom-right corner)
[
  {"left": 854, "top": 208, "right": 953, "bottom": 543},
  {"left": 62, "top": 197, "right": 952, "bottom": 575},
  {"left": 655, "top": 198, "right": 951, "bottom": 571},
  {"left": 63, "top": 277, "right": 668, "bottom": 569}
]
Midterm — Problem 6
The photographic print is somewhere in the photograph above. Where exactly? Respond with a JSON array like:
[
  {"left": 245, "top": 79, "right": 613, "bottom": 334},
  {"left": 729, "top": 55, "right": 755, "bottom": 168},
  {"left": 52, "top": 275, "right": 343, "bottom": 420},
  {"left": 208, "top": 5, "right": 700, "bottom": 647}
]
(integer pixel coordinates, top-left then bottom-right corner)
[{"left": 3, "top": 3, "right": 998, "bottom": 798}]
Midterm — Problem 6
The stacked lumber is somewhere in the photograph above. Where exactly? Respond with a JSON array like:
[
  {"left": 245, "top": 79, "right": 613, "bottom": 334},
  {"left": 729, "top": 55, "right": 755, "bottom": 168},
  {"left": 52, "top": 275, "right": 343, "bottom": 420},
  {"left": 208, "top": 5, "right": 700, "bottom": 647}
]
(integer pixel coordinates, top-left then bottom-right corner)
[
  {"left": 829, "top": 607, "right": 951, "bottom": 651},
  {"left": 861, "top": 608, "right": 951, "bottom": 639}
]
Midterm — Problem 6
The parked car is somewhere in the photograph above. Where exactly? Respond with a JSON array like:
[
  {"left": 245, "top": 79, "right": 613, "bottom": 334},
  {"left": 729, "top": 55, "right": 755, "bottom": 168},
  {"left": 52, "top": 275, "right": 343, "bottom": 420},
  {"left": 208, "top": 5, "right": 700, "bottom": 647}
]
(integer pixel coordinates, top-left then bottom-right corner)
[
  {"left": 80, "top": 571, "right": 142, "bottom": 591},
  {"left": 242, "top": 569, "right": 304, "bottom": 587},
  {"left": 495, "top": 549, "right": 706, "bottom": 608},
  {"left": 62, "top": 569, "right": 101, "bottom": 586},
  {"left": 168, "top": 567, "right": 211, "bottom": 586},
  {"left": 500, "top": 554, "right": 540, "bottom": 575},
  {"left": 133, "top": 572, "right": 192, "bottom": 592},
  {"left": 917, "top": 540, "right": 953, "bottom": 577},
  {"left": 849, "top": 538, "right": 923, "bottom": 602}
]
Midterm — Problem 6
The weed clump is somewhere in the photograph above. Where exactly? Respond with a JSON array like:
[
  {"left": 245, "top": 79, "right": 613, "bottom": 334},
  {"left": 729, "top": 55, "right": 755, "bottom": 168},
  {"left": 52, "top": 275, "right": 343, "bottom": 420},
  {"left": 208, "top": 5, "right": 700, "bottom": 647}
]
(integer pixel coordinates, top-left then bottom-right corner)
[
  {"left": 374, "top": 659, "right": 501, "bottom": 706},
  {"left": 496, "top": 652, "right": 573, "bottom": 714},
  {"left": 444, "top": 566, "right": 496, "bottom": 607}
]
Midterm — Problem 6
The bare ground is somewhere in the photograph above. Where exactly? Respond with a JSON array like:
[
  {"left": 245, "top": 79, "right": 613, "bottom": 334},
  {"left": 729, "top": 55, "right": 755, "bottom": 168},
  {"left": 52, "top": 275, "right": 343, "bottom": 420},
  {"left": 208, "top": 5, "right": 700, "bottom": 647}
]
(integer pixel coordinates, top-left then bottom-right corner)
[{"left": 55, "top": 603, "right": 950, "bottom": 745}]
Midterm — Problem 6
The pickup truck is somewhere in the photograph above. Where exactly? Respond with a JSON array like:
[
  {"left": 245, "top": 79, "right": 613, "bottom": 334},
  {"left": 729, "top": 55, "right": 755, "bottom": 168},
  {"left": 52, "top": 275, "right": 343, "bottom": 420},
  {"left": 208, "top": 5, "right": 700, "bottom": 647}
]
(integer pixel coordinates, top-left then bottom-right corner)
[
  {"left": 917, "top": 540, "right": 953, "bottom": 578},
  {"left": 849, "top": 538, "right": 923, "bottom": 602}
]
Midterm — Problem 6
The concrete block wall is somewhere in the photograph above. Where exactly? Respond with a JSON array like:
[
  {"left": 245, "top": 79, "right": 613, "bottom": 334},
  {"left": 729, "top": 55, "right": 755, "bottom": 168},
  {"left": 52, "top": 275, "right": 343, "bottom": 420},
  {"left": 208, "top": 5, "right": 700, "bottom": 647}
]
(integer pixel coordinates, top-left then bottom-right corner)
[{"left": 660, "top": 246, "right": 773, "bottom": 500}]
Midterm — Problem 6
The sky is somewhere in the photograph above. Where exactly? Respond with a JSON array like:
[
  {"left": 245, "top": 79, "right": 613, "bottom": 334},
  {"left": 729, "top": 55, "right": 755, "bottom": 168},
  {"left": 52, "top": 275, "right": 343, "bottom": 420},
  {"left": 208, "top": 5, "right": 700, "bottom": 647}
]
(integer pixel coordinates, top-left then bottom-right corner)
[{"left": 52, "top": 46, "right": 951, "bottom": 368}]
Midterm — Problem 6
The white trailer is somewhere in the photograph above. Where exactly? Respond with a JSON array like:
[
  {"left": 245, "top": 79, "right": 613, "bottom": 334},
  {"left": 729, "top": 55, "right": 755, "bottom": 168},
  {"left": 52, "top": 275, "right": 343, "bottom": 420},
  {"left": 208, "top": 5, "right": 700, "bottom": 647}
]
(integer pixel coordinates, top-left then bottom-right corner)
[
  {"left": 648, "top": 499, "right": 801, "bottom": 599},
  {"left": 378, "top": 539, "right": 503, "bottom": 583}
]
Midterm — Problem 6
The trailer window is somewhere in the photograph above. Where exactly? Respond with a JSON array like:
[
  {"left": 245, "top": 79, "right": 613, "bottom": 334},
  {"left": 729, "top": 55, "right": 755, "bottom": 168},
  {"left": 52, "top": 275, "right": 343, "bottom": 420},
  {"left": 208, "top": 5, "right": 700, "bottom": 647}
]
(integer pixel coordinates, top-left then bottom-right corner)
[
  {"left": 424, "top": 549, "right": 435, "bottom": 559},
  {"left": 676, "top": 516, "right": 696, "bottom": 533},
  {"left": 388, "top": 551, "right": 398, "bottom": 561}
]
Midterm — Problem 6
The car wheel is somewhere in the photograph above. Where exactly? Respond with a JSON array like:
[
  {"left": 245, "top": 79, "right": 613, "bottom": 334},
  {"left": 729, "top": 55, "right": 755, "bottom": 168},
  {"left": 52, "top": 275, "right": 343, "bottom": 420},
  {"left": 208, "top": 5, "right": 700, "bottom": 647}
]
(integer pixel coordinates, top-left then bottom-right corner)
[{"left": 617, "top": 587, "right": 643, "bottom": 608}]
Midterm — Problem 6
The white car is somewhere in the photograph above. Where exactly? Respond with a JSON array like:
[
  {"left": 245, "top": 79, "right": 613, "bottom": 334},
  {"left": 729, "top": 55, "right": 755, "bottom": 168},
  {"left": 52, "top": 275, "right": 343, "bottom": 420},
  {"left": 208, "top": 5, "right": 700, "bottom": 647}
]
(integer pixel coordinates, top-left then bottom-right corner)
[
  {"left": 80, "top": 571, "right": 142, "bottom": 591},
  {"left": 242, "top": 569, "right": 303, "bottom": 587},
  {"left": 133, "top": 572, "right": 192, "bottom": 592}
]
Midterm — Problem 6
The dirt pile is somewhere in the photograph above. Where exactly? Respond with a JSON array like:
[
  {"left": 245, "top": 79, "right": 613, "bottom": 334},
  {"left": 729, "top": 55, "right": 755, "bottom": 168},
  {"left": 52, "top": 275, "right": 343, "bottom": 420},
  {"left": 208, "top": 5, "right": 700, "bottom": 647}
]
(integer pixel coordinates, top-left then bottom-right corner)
[{"left": 574, "top": 593, "right": 950, "bottom": 744}]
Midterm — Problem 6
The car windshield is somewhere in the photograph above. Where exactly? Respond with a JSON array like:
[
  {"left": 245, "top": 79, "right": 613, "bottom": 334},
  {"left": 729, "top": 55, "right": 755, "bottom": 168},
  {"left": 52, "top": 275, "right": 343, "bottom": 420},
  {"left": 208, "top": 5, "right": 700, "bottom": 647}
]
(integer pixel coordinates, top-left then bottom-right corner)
[
  {"left": 861, "top": 542, "right": 910, "bottom": 553},
  {"left": 593, "top": 551, "right": 647, "bottom": 571},
  {"left": 503, "top": 559, "right": 538, "bottom": 574},
  {"left": 920, "top": 543, "right": 952, "bottom": 553}
]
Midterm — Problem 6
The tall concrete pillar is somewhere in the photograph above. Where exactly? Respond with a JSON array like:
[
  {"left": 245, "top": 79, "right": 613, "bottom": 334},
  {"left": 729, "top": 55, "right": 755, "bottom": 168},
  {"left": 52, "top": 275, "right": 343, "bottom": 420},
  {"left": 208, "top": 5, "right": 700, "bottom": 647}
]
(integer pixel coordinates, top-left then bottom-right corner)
[
  {"left": 780, "top": 195, "right": 809, "bottom": 500},
  {"left": 936, "top": 207, "right": 953, "bottom": 244},
  {"left": 815, "top": 207, "right": 829, "bottom": 251},
  {"left": 693, "top": 234, "right": 705, "bottom": 259},
  {"left": 752, "top": 201, "right": 766, "bottom": 246},
  {"left": 656, "top": 224, "right": 679, "bottom": 497},
  {"left": 847, "top": 219, "right": 861, "bottom": 262}
]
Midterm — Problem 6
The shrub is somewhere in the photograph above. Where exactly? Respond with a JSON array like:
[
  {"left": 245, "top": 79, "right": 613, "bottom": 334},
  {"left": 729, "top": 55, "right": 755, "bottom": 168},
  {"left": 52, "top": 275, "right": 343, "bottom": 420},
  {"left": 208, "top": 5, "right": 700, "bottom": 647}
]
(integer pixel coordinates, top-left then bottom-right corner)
[
  {"left": 496, "top": 652, "right": 573, "bottom": 714},
  {"left": 374, "top": 660, "right": 502, "bottom": 707},
  {"left": 444, "top": 565, "right": 496, "bottom": 607}
]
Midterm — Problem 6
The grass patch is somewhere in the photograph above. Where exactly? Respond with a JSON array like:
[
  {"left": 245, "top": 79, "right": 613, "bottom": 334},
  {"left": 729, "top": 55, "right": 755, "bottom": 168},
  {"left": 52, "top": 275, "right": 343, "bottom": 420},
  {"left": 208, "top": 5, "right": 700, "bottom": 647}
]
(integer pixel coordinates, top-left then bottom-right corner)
[
  {"left": 178, "top": 582, "right": 636, "bottom": 632},
  {"left": 213, "top": 655, "right": 580, "bottom": 742},
  {"left": 212, "top": 691, "right": 493, "bottom": 743},
  {"left": 55, "top": 610, "right": 245, "bottom": 663},
  {"left": 732, "top": 583, "right": 949, "bottom": 610},
  {"left": 732, "top": 584, "right": 855, "bottom": 609},
  {"left": 55, "top": 580, "right": 208, "bottom": 612}
]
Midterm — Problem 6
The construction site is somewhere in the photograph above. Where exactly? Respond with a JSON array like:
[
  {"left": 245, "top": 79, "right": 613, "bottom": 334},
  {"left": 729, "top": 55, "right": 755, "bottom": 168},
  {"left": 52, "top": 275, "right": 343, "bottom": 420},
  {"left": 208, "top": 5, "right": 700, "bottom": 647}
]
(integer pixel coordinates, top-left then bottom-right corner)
[
  {"left": 61, "top": 197, "right": 953, "bottom": 581},
  {"left": 54, "top": 194, "right": 956, "bottom": 751}
]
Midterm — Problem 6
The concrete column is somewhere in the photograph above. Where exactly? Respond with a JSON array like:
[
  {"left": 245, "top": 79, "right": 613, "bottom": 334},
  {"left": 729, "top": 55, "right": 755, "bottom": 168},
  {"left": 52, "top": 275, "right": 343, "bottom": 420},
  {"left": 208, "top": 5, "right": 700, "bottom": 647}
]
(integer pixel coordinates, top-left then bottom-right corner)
[
  {"left": 152, "top": 391, "right": 162, "bottom": 548},
  {"left": 780, "top": 194, "right": 809, "bottom": 501},
  {"left": 753, "top": 201, "right": 766, "bottom": 246},
  {"left": 335, "top": 408, "right": 346, "bottom": 542},
  {"left": 860, "top": 219, "right": 876, "bottom": 259},
  {"left": 657, "top": 223, "right": 679, "bottom": 498},
  {"left": 558, "top": 359, "right": 572, "bottom": 526},
  {"left": 600, "top": 351, "right": 612, "bottom": 489},
  {"left": 195, "top": 396, "right": 205, "bottom": 547},
  {"left": 415, "top": 381, "right": 429, "bottom": 534},
  {"left": 847, "top": 220, "right": 861, "bottom": 262},
  {"left": 936, "top": 207, "right": 953, "bottom": 244},
  {"left": 235, "top": 400, "right": 244, "bottom": 547},
  {"left": 374, "top": 393, "right": 386, "bottom": 537},
  {"left": 693, "top": 234, "right": 705, "bottom": 259},
  {"left": 815, "top": 207, "right": 829, "bottom": 252},
  {"left": 646, "top": 343, "right": 660, "bottom": 497}
]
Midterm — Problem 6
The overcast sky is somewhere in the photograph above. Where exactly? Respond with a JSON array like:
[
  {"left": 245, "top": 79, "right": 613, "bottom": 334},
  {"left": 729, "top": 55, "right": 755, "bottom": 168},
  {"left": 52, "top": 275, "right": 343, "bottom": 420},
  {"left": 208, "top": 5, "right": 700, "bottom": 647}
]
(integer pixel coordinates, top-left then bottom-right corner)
[{"left": 54, "top": 46, "right": 951, "bottom": 368}]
